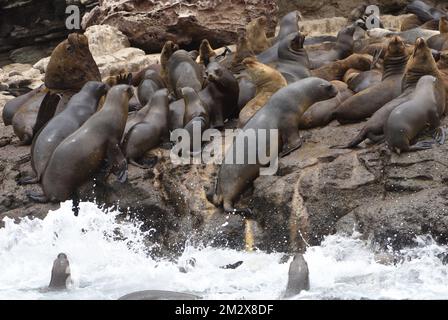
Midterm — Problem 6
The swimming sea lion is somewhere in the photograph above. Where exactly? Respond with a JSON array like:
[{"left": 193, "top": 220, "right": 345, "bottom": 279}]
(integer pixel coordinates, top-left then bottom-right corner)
[
  {"left": 48, "top": 253, "right": 71, "bottom": 290},
  {"left": 167, "top": 50, "right": 204, "bottom": 99},
  {"left": 207, "top": 78, "right": 337, "bottom": 214},
  {"left": 347, "top": 69, "right": 383, "bottom": 93},
  {"left": 21, "top": 81, "right": 107, "bottom": 185},
  {"left": 283, "top": 254, "right": 310, "bottom": 298},
  {"left": 45, "top": 33, "right": 101, "bottom": 91},
  {"left": 199, "top": 39, "right": 217, "bottom": 66},
  {"left": 311, "top": 53, "right": 373, "bottom": 82},
  {"left": 137, "top": 70, "right": 165, "bottom": 107},
  {"left": 27, "top": 85, "right": 133, "bottom": 204},
  {"left": 238, "top": 57, "right": 287, "bottom": 127},
  {"left": 427, "top": 17, "right": 448, "bottom": 51},
  {"left": 118, "top": 290, "right": 200, "bottom": 300},
  {"left": 246, "top": 16, "right": 271, "bottom": 54},
  {"left": 2, "top": 86, "right": 43, "bottom": 126},
  {"left": 385, "top": 75, "right": 446, "bottom": 153},
  {"left": 333, "top": 36, "right": 409, "bottom": 123},
  {"left": 122, "top": 89, "right": 169, "bottom": 167},
  {"left": 298, "top": 81, "right": 354, "bottom": 129}
]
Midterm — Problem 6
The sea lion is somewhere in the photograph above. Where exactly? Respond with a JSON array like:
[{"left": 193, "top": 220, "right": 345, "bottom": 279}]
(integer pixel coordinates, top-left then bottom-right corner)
[
  {"left": 199, "top": 39, "right": 217, "bottom": 66},
  {"left": 400, "top": 14, "right": 424, "bottom": 32},
  {"left": 122, "top": 89, "right": 169, "bottom": 166},
  {"left": 137, "top": 70, "right": 165, "bottom": 107},
  {"left": 308, "top": 25, "right": 356, "bottom": 69},
  {"left": 246, "top": 16, "right": 271, "bottom": 54},
  {"left": 48, "top": 253, "right": 71, "bottom": 290},
  {"left": 118, "top": 290, "right": 200, "bottom": 300},
  {"left": 273, "top": 10, "right": 301, "bottom": 44},
  {"left": 283, "top": 254, "right": 310, "bottom": 298},
  {"left": 229, "top": 28, "right": 256, "bottom": 73},
  {"left": 166, "top": 50, "right": 204, "bottom": 99},
  {"left": 160, "top": 41, "right": 179, "bottom": 88},
  {"left": 406, "top": 0, "right": 447, "bottom": 23},
  {"left": 427, "top": 17, "right": 448, "bottom": 51},
  {"left": 343, "top": 68, "right": 361, "bottom": 83},
  {"left": 2, "top": 86, "right": 43, "bottom": 126},
  {"left": 298, "top": 81, "right": 354, "bottom": 129},
  {"left": 207, "top": 78, "right": 337, "bottom": 214},
  {"left": 347, "top": 69, "right": 383, "bottom": 93},
  {"left": 311, "top": 53, "right": 373, "bottom": 82},
  {"left": 27, "top": 85, "right": 133, "bottom": 205},
  {"left": 238, "top": 57, "right": 287, "bottom": 127},
  {"left": 385, "top": 75, "right": 446, "bottom": 153},
  {"left": 333, "top": 36, "right": 409, "bottom": 123},
  {"left": 21, "top": 81, "right": 107, "bottom": 185},
  {"left": 45, "top": 33, "right": 101, "bottom": 90}
]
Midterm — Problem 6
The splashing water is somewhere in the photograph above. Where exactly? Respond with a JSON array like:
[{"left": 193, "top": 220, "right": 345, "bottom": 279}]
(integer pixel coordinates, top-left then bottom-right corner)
[{"left": 0, "top": 201, "right": 447, "bottom": 300}]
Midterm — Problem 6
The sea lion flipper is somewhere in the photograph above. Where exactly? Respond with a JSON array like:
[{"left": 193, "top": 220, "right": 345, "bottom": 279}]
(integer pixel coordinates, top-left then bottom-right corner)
[
  {"left": 107, "top": 142, "right": 128, "bottom": 183},
  {"left": 33, "top": 92, "right": 61, "bottom": 136},
  {"left": 280, "top": 132, "right": 302, "bottom": 157},
  {"left": 26, "top": 190, "right": 49, "bottom": 203},
  {"left": 407, "top": 140, "right": 435, "bottom": 151},
  {"left": 17, "top": 174, "right": 38, "bottom": 185},
  {"left": 434, "top": 127, "right": 446, "bottom": 145}
]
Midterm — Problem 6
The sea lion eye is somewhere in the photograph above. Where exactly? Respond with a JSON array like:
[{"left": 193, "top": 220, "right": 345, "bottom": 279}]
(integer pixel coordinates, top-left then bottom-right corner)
[{"left": 66, "top": 45, "right": 74, "bottom": 53}]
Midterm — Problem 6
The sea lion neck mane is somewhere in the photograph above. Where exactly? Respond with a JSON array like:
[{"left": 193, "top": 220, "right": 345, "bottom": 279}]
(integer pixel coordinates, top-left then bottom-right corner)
[{"left": 382, "top": 37, "right": 409, "bottom": 80}]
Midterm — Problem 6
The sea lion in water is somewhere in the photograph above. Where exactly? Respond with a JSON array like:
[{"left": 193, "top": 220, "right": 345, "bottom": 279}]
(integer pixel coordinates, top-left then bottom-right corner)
[
  {"left": 166, "top": 50, "right": 204, "bottom": 99},
  {"left": 27, "top": 85, "right": 133, "bottom": 205},
  {"left": 49, "top": 253, "right": 71, "bottom": 290},
  {"left": 137, "top": 70, "right": 165, "bottom": 107},
  {"left": 207, "top": 78, "right": 337, "bottom": 214},
  {"left": 283, "top": 254, "right": 310, "bottom": 298},
  {"left": 347, "top": 69, "right": 383, "bottom": 93},
  {"left": 246, "top": 16, "right": 271, "bottom": 54},
  {"left": 118, "top": 290, "right": 200, "bottom": 300},
  {"left": 298, "top": 81, "right": 354, "bottom": 129},
  {"left": 2, "top": 86, "right": 43, "bottom": 126},
  {"left": 45, "top": 33, "right": 101, "bottom": 90},
  {"left": 311, "top": 53, "right": 373, "bottom": 82},
  {"left": 333, "top": 36, "right": 409, "bottom": 123},
  {"left": 199, "top": 39, "right": 217, "bottom": 66},
  {"left": 385, "top": 75, "right": 446, "bottom": 153},
  {"left": 20, "top": 82, "right": 107, "bottom": 185},
  {"left": 122, "top": 89, "right": 169, "bottom": 167},
  {"left": 238, "top": 57, "right": 287, "bottom": 127},
  {"left": 427, "top": 17, "right": 448, "bottom": 51}
]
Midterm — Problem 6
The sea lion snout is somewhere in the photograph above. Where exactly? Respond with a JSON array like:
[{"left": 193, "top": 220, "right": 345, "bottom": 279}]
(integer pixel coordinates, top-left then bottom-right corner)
[
  {"left": 415, "top": 37, "right": 426, "bottom": 48},
  {"left": 320, "top": 82, "right": 338, "bottom": 98}
]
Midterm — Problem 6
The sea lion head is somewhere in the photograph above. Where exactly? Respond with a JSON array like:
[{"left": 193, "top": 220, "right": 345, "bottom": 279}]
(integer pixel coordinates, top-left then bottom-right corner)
[
  {"left": 83, "top": 81, "right": 108, "bottom": 100},
  {"left": 243, "top": 57, "right": 287, "bottom": 90},
  {"left": 411, "top": 37, "right": 433, "bottom": 63},
  {"left": 386, "top": 36, "right": 407, "bottom": 57},
  {"left": 206, "top": 62, "right": 224, "bottom": 82},
  {"left": 49, "top": 253, "right": 71, "bottom": 290},
  {"left": 161, "top": 41, "right": 179, "bottom": 66},
  {"left": 45, "top": 33, "right": 101, "bottom": 91},
  {"left": 205, "top": 61, "right": 239, "bottom": 94},
  {"left": 289, "top": 32, "right": 306, "bottom": 52},
  {"left": 440, "top": 16, "right": 448, "bottom": 33},
  {"left": 437, "top": 50, "right": 448, "bottom": 69},
  {"left": 199, "top": 39, "right": 216, "bottom": 65},
  {"left": 181, "top": 87, "right": 199, "bottom": 104}
]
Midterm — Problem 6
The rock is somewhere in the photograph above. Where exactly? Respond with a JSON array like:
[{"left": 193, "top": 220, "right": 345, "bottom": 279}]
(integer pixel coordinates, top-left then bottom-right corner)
[
  {"left": 9, "top": 44, "right": 55, "bottom": 65},
  {"left": 84, "top": 25, "right": 130, "bottom": 57},
  {"left": 81, "top": 0, "right": 278, "bottom": 54},
  {"left": 0, "top": 63, "right": 43, "bottom": 94}
]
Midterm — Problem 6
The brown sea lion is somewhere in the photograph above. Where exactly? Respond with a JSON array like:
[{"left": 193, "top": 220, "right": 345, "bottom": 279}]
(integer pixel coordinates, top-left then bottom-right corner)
[
  {"left": 229, "top": 28, "right": 256, "bottom": 74},
  {"left": 2, "top": 86, "right": 43, "bottom": 126},
  {"left": 207, "top": 78, "right": 338, "bottom": 214},
  {"left": 343, "top": 68, "right": 361, "bottom": 83},
  {"left": 160, "top": 41, "right": 179, "bottom": 88},
  {"left": 45, "top": 33, "right": 101, "bottom": 90},
  {"left": 137, "top": 70, "right": 166, "bottom": 107},
  {"left": 298, "top": 81, "right": 354, "bottom": 129},
  {"left": 400, "top": 14, "right": 424, "bottom": 32},
  {"left": 122, "top": 89, "right": 169, "bottom": 167},
  {"left": 246, "top": 16, "right": 271, "bottom": 54},
  {"left": 347, "top": 69, "right": 383, "bottom": 93},
  {"left": 199, "top": 39, "right": 217, "bottom": 66},
  {"left": 238, "top": 57, "right": 287, "bottom": 127},
  {"left": 311, "top": 53, "right": 373, "bottom": 82},
  {"left": 27, "top": 85, "right": 133, "bottom": 205},
  {"left": 333, "top": 36, "right": 409, "bottom": 123},
  {"left": 20, "top": 81, "right": 107, "bottom": 185},
  {"left": 427, "top": 17, "right": 448, "bottom": 51},
  {"left": 385, "top": 75, "right": 446, "bottom": 153}
]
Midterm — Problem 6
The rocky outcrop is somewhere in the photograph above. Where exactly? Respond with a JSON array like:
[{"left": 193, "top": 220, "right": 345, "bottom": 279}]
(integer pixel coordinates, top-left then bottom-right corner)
[{"left": 81, "top": 0, "right": 278, "bottom": 53}]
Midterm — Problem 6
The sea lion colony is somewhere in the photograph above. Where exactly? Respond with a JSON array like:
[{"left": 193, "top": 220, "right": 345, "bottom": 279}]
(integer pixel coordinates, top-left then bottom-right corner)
[{"left": 2, "top": 2, "right": 448, "bottom": 234}]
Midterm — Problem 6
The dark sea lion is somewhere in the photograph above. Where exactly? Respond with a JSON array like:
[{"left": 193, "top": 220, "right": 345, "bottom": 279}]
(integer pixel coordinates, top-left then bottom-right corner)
[
  {"left": 130, "top": 64, "right": 162, "bottom": 87},
  {"left": 427, "top": 17, "right": 448, "bottom": 51},
  {"left": 207, "top": 78, "right": 337, "bottom": 214},
  {"left": 118, "top": 290, "right": 200, "bottom": 300},
  {"left": 311, "top": 53, "right": 373, "bottom": 82},
  {"left": 385, "top": 75, "right": 445, "bottom": 153},
  {"left": 272, "top": 32, "right": 311, "bottom": 83},
  {"left": 122, "top": 89, "right": 169, "bottom": 166},
  {"left": 21, "top": 82, "right": 107, "bottom": 185},
  {"left": 137, "top": 70, "right": 165, "bottom": 107},
  {"left": 167, "top": 50, "right": 204, "bottom": 99},
  {"left": 308, "top": 25, "right": 356, "bottom": 69},
  {"left": 273, "top": 10, "right": 301, "bottom": 44},
  {"left": 45, "top": 33, "right": 101, "bottom": 91},
  {"left": 333, "top": 36, "right": 409, "bottom": 123},
  {"left": 199, "top": 39, "right": 217, "bottom": 66},
  {"left": 229, "top": 28, "right": 256, "bottom": 73},
  {"left": 406, "top": 0, "right": 447, "bottom": 23},
  {"left": 27, "top": 85, "right": 133, "bottom": 204},
  {"left": 2, "top": 86, "right": 43, "bottom": 126},
  {"left": 182, "top": 87, "right": 209, "bottom": 154},
  {"left": 48, "top": 253, "right": 71, "bottom": 290},
  {"left": 283, "top": 254, "right": 310, "bottom": 298},
  {"left": 347, "top": 69, "right": 383, "bottom": 93},
  {"left": 238, "top": 57, "right": 287, "bottom": 127},
  {"left": 299, "top": 81, "right": 354, "bottom": 129},
  {"left": 246, "top": 16, "right": 271, "bottom": 54}
]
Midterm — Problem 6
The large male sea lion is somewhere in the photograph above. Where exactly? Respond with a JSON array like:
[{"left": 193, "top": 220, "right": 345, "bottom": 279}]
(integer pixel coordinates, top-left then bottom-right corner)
[
  {"left": 21, "top": 81, "right": 107, "bottom": 185},
  {"left": 385, "top": 75, "right": 446, "bottom": 153},
  {"left": 283, "top": 254, "right": 310, "bottom": 298},
  {"left": 48, "top": 253, "right": 71, "bottom": 290},
  {"left": 2, "top": 86, "right": 43, "bottom": 126},
  {"left": 207, "top": 78, "right": 337, "bottom": 214},
  {"left": 311, "top": 53, "right": 373, "bottom": 82},
  {"left": 27, "top": 85, "right": 133, "bottom": 205},
  {"left": 333, "top": 36, "right": 409, "bottom": 123},
  {"left": 137, "top": 70, "right": 165, "bottom": 107},
  {"left": 238, "top": 57, "right": 287, "bottom": 127},
  {"left": 122, "top": 89, "right": 169, "bottom": 166},
  {"left": 45, "top": 33, "right": 101, "bottom": 91},
  {"left": 160, "top": 41, "right": 179, "bottom": 87},
  {"left": 246, "top": 16, "right": 271, "bottom": 54}
]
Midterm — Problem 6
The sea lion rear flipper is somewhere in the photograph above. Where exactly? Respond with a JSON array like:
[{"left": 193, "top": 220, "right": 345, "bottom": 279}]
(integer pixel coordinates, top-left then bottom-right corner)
[
  {"left": 26, "top": 190, "right": 49, "bottom": 203},
  {"left": 18, "top": 174, "right": 39, "bottom": 185},
  {"left": 408, "top": 140, "right": 435, "bottom": 151},
  {"left": 434, "top": 127, "right": 446, "bottom": 145},
  {"left": 33, "top": 92, "right": 61, "bottom": 136},
  {"left": 107, "top": 141, "right": 128, "bottom": 183}
]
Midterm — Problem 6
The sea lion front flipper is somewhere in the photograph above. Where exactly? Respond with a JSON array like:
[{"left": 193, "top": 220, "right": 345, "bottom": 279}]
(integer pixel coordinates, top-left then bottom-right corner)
[
  {"left": 26, "top": 190, "right": 49, "bottom": 203},
  {"left": 33, "top": 92, "right": 61, "bottom": 136},
  {"left": 107, "top": 141, "right": 128, "bottom": 183},
  {"left": 17, "top": 174, "right": 39, "bottom": 185},
  {"left": 407, "top": 140, "right": 435, "bottom": 152},
  {"left": 280, "top": 131, "right": 302, "bottom": 157}
]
